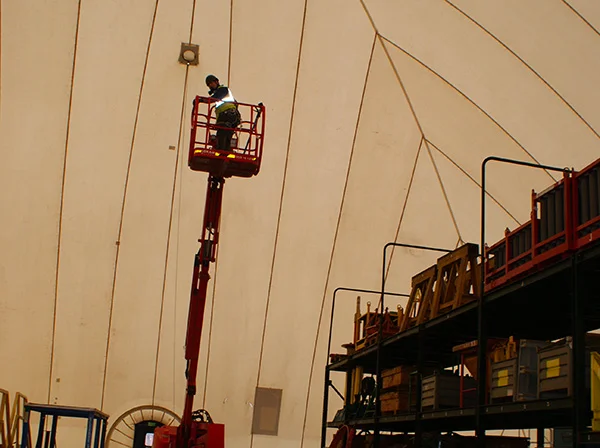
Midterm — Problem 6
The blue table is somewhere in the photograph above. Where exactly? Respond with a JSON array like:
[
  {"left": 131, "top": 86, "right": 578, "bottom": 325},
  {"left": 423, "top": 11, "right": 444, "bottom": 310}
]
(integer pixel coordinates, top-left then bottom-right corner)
[{"left": 21, "top": 403, "right": 109, "bottom": 448}]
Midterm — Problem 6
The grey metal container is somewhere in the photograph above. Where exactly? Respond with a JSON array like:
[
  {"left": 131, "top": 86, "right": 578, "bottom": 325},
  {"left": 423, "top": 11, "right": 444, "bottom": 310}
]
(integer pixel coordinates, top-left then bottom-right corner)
[
  {"left": 516, "top": 339, "right": 548, "bottom": 401},
  {"left": 537, "top": 335, "right": 599, "bottom": 399},
  {"left": 421, "top": 372, "right": 476, "bottom": 410},
  {"left": 490, "top": 339, "right": 548, "bottom": 403},
  {"left": 538, "top": 338, "right": 574, "bottom": 399},
  {"left": 490, "top": 358, "right": 517, "bottom": 403}
]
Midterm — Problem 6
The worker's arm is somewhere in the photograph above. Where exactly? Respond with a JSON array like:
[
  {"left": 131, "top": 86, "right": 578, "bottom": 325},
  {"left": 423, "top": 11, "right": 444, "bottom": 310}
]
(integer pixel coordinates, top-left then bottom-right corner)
[{"left": 194, "top": 87, "right": 229, "bottom": 105}]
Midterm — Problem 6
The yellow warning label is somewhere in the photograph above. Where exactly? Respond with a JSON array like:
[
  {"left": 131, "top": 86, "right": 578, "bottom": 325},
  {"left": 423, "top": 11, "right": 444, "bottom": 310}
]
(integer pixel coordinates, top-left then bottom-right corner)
[
  {"left": 546, "top": 358, "right": 561, "bottom": 378},
  {"left": 498, "top": 369, "right": 508, "bottom": 387}
]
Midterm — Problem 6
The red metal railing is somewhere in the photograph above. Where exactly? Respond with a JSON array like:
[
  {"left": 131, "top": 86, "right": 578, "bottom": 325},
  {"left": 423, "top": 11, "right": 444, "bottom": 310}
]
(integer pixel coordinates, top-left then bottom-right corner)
[
  {"left": 484, "top": 171, "right": 576, "bottom": 292},
  {"left": 531, "top": 173, "right": 574, "bottom": 265},
  {"left": 574, "top": 158, "right": 600, "bottom": 250},
  {"left": 188, "top": 96, "right": 266, "bottom": 178}
]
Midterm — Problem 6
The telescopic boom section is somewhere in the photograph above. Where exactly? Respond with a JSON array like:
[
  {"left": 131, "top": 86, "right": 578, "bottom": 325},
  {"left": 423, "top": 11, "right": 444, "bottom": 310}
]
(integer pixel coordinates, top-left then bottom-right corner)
[{"left": 177, "top": 175, "right": 225, "bottom": 447}]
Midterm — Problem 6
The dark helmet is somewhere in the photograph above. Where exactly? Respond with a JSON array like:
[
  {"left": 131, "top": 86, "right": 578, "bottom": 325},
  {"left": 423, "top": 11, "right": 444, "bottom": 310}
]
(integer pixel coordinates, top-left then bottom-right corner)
[{"left": 205, "top": 74, "right": 219, "bottom": 86}]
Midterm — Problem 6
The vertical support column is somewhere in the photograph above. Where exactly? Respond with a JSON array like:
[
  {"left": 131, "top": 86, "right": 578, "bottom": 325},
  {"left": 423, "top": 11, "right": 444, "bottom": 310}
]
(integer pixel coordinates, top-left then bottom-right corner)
[
  {"left": 20, "top": 408, "right": 30, "bottom": 448},
  {"left": 376, "top": 243, "right": 450, "bottom": 448},
  {"left": 49, "top": 416, "right": 58, "bottom": 448},
  {"left": 374, "top": 246, "right": 390, "bottom": 448},
  {"left": 94, "top": 417, "right": 102, "bottom": 448},
  {"left": 373, "top": 311, "right": 383, "bottom": 448},
  {"left": 322, "top": 288, "right": 410, "bottom": 448},
  {"left": 572, "top": 254, "right": 585, "bottom": 448},
  {"left": 100, "top": 419, "right": 107, "bottom": 448},
  {"left": 35, "top": 413, "right": 46, "bottom": 448},
  {"left": 478, "top": 156, "right": 570, "bottom": 448},
  {"left": 460, "top": 353, "right": 465, "bottom": 408},
  {"left": 537, "top": 427, "right": 545, "bottom": 448},
  {"left": 476, "top": 301, "right": 487, "bottom": 444},
  {"left": 85, "top": 416, "right": 94, "bottom": 448},
  {"left": 320, "top": 368, "right": 330, "bottom": 448},
  {"left": 321, "top": 289, "right": 338, "bottom": 448},
  {"left": 414, "top": 329, "right": 424, "bottom": 447},
  {"left": 477, "top": 161, "right": 488, "bottom": 447}
]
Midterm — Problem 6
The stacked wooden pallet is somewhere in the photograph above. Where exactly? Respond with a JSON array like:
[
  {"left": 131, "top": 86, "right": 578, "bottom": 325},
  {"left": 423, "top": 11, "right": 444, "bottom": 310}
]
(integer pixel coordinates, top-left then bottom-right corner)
[{"left": 380, "top": 366, "right": 417, "bottom": 415}]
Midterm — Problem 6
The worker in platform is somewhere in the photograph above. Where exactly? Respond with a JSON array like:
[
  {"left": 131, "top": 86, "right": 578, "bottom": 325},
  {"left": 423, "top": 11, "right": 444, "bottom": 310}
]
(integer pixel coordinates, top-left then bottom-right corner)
[{"left": 205, "top": 74, "right": 241, "bottom": 151}]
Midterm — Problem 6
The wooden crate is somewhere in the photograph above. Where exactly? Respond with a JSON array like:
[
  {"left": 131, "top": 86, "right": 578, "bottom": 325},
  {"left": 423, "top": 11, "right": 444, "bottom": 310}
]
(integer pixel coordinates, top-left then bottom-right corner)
[
  {"left": 381, "top": 366, "right": 415, "bottom": 389},
  {"left": 380, "top": 387, "right": 413, "bottom": 414}
]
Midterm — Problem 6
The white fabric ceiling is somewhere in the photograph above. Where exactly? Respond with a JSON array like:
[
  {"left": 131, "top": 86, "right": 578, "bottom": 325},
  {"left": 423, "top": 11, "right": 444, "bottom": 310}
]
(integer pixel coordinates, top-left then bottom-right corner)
[{"left": 1, "top": 0, "right": 599, "bottom": 447}]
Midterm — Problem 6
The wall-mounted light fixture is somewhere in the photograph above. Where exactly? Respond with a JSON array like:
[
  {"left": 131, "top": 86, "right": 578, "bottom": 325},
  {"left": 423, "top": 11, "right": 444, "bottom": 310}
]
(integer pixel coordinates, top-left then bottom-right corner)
[{"left": 179, "top": 42, "right": 199, "bottom": 66}]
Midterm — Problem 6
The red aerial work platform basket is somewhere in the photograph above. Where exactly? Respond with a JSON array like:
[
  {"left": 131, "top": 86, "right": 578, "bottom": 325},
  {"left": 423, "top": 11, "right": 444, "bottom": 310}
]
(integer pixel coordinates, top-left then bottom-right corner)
[{"left": 188, "top": 96, "right": 266, "bottom": 178}]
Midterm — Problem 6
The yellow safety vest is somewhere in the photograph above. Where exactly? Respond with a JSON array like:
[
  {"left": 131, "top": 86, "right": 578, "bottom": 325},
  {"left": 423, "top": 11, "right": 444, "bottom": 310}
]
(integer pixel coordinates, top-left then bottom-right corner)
[{"left": 214, "top": 85, "right": 237, "bottom": 118}]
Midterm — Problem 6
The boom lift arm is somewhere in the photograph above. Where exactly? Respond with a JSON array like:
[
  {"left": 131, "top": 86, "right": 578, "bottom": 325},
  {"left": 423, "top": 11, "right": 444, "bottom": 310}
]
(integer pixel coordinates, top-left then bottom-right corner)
[
  {"left": 153, "top": 96, "right": 265, "bottom": 448},
  {"left": 178, "top": 175, "right": 225, "bottom": 446},
  {"left": 153, "top": 176, "right": 226, "bottom": 448}
]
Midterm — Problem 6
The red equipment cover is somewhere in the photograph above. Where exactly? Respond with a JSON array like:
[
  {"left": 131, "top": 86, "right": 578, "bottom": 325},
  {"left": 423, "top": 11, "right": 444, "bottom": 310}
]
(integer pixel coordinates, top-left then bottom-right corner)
[
  {"left": 153, "top": 425, "right": 177, "bottom": 448},
  {"left": 153, "top": 423, "right": 225, "bottom": 448}
]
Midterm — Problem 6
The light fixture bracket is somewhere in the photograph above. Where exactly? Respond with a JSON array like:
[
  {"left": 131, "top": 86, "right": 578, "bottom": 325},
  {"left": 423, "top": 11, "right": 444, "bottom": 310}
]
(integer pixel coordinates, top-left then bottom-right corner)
[{"left": 179, "top": 42, "right": 199, "bottom": 66}]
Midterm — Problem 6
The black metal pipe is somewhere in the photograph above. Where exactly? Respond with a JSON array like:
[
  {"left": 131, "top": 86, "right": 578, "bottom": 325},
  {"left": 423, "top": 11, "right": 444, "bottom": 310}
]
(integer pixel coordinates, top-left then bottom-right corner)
[
  {"left": 374, "top": 242, "right": 452, "bottom": 448},
  {"left": 477, "top": 156, "right": 569, "bottom": 446},
  {"left": 329, "top": 381, "right": 345, "bottom": 401},
  {"left": 321, "top": 287, "right": 409, "bottom": 448}
]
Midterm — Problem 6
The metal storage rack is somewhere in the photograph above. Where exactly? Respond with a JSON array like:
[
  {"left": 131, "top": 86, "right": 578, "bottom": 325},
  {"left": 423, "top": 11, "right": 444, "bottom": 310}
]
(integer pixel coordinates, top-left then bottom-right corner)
[{"left": 321, "top": 157, "right": 600, "bottom": 448}]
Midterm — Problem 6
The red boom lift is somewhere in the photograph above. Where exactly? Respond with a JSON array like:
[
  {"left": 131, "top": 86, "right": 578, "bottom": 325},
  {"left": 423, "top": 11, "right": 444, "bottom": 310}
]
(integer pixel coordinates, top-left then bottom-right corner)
[{"left": 153, "top": 96, "right": 266, "bottom": 448}]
